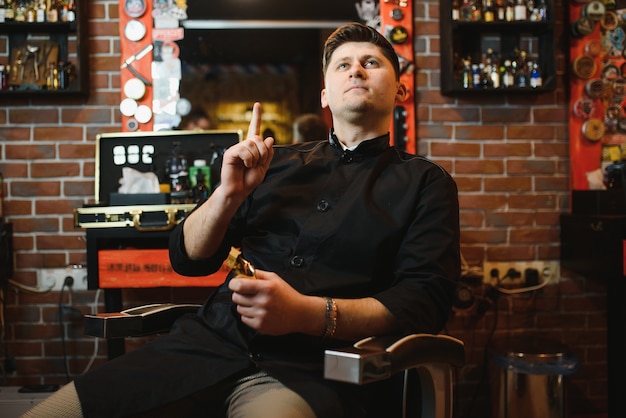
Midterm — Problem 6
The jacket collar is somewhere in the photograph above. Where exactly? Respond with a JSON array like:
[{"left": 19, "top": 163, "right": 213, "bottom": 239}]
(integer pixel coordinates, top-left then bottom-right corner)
[{"left": 329, "top": 129, "right": 391, "bottom": 162}]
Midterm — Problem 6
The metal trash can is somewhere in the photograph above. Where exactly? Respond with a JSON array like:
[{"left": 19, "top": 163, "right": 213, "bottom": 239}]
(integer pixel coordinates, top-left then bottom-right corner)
[{"left": 489, "top": 336, "right": 579, "bottom": 418}]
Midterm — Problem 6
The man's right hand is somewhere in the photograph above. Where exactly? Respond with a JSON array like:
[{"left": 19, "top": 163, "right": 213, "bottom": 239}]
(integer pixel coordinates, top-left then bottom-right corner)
[
  {"left": 182, "top": 103, "right": 274, "bottom": 261},
  {"left": 219, "top": 102, "right": 275, "bottom": 200}
]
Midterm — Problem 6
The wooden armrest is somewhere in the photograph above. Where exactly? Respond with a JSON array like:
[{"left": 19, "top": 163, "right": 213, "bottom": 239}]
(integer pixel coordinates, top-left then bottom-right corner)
[
  {"left": 84, "top": 303, "right": 202, "bottom": 339},
  {"left": 324, "top": 334, "right": 465, "bottom": 384}
]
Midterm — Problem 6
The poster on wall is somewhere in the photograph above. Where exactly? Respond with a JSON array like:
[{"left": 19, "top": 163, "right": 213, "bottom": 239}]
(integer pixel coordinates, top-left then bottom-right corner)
[{"left": 569, "top": 0, "right": 626, "bottom": 190}]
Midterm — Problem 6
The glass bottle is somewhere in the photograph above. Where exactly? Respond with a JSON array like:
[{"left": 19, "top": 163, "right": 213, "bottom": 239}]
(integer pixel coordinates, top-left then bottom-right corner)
[
  {"left": 505, "top": 0, "right": 515, "bottom": 21},
  {"left": 4, "top": 0, "right": 14, "bottom": 22},
  {"left": 46, "top": 62, "right": 57, "bottom": 90},
  {"left": 460, "top": 0, "right": 473, "bottom": 21},
  {"left": 452, "top": 0, "right": 460, "bottom": 21},
  {"left": 0, "top": 0, "right": 6, "bottom": 23},
  {"left": 66, "top": 0, "right": 75, "bottom": 22},
  {"left": 502, "top": 59, "right": 515, "bottom": 88},
  {"left": 482, "top": 0, "right": 495, "bottom": 22},
  {"left": 514, "top": 0, "right": 527, "bottom": 21},
  {"left": 515, "top": 60, "right": 528, "bottom": 87},
  {"left": 530, "top": 61, "right": 542, "bottom": 88},
  {"left": 489, "top": 63, "right": 501, "bottom": 88},
  {"left": 472, "top": 64, "right": 481, "bottom": 88},
  {"left": 536, "top": 0, "right": 547, "bottom": 21},
  {"left": 25, "top": 0, "right": 36, "bottom": 22},
  {"left": 471, "top": 0, "right": 482, "bottom": 21},
  {"left": 461, "top": 59, "right": 472, "bottom": 89},
  {"left": 36, "top": 0, "right": 46, "bottom": 22},
  {"left": 192, "top": 169, "right": 209, "bottom": 202},
  {"left": 495, "top": 0, "right": 506, "bottom": 21},
  {"left": 13, "top": 0, "right": 24, "bottom": 22},
  {"left": 479, "top": 63, "right": 492, "bottom": 88},
  {"left": 47, "top": 0, "right": 58, "bottom": 22}
]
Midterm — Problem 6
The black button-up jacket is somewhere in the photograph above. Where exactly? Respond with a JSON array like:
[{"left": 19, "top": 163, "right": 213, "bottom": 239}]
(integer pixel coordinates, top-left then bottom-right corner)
[{"left": 76, "top": 133, "right": 460, "bottom": 418}]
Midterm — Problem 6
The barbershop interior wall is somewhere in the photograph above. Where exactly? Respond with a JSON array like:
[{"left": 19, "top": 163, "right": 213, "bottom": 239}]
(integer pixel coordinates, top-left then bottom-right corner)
[{"left": 0, "top": 0, "right": 607, "bottom": 416}]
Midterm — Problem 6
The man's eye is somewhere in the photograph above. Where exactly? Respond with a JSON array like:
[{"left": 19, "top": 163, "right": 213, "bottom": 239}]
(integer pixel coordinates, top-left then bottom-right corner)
[
  {"left": 338, "top": 63, "right": 349, "bottom": 70},
  {"left": 365, "top": 60, "right": 378, "bottom": 67}
]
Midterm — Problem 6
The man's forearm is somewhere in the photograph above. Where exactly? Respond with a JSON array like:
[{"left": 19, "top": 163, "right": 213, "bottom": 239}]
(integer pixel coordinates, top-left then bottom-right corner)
[
  {"left": 303, "top": 296, "right": 400, "bottom": 341},
  {"left": 183, "top": 187, "right": 243, "bottom": 260}
]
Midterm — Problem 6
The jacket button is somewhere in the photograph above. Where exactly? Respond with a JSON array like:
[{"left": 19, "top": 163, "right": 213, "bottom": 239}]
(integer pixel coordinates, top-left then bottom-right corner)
[
  {"left": 317, "top": 200, "right": 330, "bottom": 212},
  {"left": 249, "top": 352, "right": 262, "bottom": 361},
  {"left": 290, "top": 256, "right": 305, "bottom": 267}
]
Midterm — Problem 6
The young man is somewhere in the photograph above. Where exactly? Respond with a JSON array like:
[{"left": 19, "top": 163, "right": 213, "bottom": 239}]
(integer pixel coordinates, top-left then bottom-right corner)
[{"left": 24, "top": 22, "right": 459, "bottom": 418}]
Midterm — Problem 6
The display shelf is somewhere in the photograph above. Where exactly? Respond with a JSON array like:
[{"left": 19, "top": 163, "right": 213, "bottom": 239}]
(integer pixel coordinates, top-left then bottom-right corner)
[
  {"left": 0, "top": 1, "right": 88, "bottom": 96},
  {"left": 439, "top": 0, "right": 556, "bottom": 95}
]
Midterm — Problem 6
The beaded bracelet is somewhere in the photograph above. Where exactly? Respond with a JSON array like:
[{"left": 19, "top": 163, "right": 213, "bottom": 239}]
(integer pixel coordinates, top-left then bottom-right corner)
[{"left": 322, "top": 297, "right": 338, "bottom": 338}]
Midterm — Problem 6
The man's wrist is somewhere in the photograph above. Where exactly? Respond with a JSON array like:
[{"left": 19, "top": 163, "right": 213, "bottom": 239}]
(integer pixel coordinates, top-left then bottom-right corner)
[{"left": 322, "top": 297, "right": 338, "bottom": 338}]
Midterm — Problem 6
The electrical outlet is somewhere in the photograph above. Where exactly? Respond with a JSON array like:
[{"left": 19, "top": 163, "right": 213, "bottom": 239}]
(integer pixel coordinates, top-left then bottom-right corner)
[
  {"left": 483, "top": 261, "right": 560, "bottom": 288},
  {"left": 37, "top": 267, "right": 88, "bottom": 291}
]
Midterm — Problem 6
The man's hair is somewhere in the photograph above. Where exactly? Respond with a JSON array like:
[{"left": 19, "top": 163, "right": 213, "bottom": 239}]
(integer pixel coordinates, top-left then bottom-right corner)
[{"left": 323, "top": 22, "right": 400, "bottom": 80}]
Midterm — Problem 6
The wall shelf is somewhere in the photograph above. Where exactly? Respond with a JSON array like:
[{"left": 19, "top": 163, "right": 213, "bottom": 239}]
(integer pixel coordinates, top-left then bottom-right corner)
[
  {"left": 439, "top": 0, "right": 556, "bottom": 95},
  {"left": 0, "top": 1, "right": 88, "bottom": 97}
]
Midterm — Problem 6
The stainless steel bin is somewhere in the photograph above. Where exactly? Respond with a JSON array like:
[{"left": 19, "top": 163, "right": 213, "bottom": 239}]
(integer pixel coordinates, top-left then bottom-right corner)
[{"left": 490, "top": 336, "right": 579, "bottom": 418}]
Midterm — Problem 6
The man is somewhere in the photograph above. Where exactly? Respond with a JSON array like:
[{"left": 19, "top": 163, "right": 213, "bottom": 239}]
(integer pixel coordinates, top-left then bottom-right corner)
[
  {"left": 23, "top": 22, "right": 459, "bottom": 418},
  {"left": 292, "top": 113, "right": 328, "bottom": 143},
  {"left": 181, "top": 108, "right": 212, "bottom": 130}
]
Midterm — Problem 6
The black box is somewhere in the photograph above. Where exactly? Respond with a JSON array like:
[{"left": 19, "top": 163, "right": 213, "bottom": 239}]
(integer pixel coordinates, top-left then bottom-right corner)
[
  {"left": 571, "top": 190, "right": 626, "bottom": 215},
  {"left": 96, "top": 130, "right": 241, "bottom": 205}
]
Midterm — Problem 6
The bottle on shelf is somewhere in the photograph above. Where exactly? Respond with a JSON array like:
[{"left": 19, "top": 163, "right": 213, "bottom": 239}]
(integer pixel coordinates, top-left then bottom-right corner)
[
  {"left": 502, "top": 59, "right": 515, "bottom": 88},
  {"left": 13, "top": 0, "right": 25, "bottom": 22},
  {"left": 0, "top": 0, "right": 5, "bottom": 22},
  {"left": 47, "top": 0, "right": 58, "bottom": 22},
  {"left": 4, "top": 0, "right": 14, "bottom": 22},
  {"left": 452, "top": 0, "right": 460, "bottom": 21},
  {"left": 515, "top": 61, "right": 529, "bottom": 88},
  {"left": 461, "top": 58, "right": 472, "bottom": 89},
  {"left": 46, "top": 62, "right": 57, "bottom": 90},
  {"left": 514, "top": 0, "right": 527, "bottom": 21},
  {"left": 505, "top": 0, "right": 515, "bottom": 21},
  {"left": 530, "top": 61, "right": 542, "bottom": 88},
  {"left": 67, "top": 0, "right": 75, "bottom": 22},
  {"left": 536, "top": 0, "right": 547, "bottom": 20},
  {"left": 495, "top": 0, "right": 506, "bottom": 21},
  {"left": 25, "top": 0, "right": 36, "bottom": 22},
  {"left": 471, "top": 64, "right": 481, "bottom": 88},
  {"left": 482, "top": 0, "right": 495, "bottom": 22},
  {"left": 460, "top": 0, "right": 473, "bottom": 21},
  {"left": 36, "top": 0, "right": 46, "bottom": 22},
  {"left": 192, "top": 169, "right": 210, "bottom": 202}
]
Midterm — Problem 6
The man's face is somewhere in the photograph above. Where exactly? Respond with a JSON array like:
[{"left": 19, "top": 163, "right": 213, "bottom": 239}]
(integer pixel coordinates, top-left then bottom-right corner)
[{"left": 321, "top": 42, "right": 403, "bottom": 121}]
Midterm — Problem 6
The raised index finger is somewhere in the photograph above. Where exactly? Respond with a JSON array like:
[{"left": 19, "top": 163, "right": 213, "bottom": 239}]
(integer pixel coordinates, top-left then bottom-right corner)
[{"left": 246, "top": 102, "right": 262, "bottom": 140}]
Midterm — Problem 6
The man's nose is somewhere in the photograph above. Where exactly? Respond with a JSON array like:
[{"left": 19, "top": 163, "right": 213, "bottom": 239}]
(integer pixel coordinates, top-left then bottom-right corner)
[{"left": 349, "top": 64, "right": 365, "bottom": 78}]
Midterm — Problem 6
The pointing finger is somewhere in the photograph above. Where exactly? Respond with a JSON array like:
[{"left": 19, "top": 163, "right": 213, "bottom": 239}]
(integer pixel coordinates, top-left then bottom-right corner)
[{"left": 247, "top": 102, "right": 262, "bottom": 140}]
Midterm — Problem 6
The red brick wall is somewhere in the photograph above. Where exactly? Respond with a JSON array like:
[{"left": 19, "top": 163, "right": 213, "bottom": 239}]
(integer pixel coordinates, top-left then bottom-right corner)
[{"left": 0, "top": 1, "right": 608, "bottom": 416}]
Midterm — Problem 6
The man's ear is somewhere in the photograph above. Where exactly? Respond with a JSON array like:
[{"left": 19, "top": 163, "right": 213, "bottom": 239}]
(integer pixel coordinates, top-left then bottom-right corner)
[
  {"left": 395, "top": 81, "right": 410, "bottom": 103},
  {"left": 321, "top": 88, "right": 329, "bottom": 109}
]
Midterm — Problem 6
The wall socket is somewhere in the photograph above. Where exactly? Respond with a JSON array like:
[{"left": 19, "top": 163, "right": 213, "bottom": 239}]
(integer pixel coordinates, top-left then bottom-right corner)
[
  {"left": 37, "top": 267, "right": 88, "bottom": 291},
  {"left": 483, "top": 261, "right": 560, "bottom": 288}
]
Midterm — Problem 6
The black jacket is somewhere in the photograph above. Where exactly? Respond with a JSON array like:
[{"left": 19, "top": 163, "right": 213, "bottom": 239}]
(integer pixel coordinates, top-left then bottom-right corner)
[{"left": 75, "top": 133, "right": 460, "bottom": 418}]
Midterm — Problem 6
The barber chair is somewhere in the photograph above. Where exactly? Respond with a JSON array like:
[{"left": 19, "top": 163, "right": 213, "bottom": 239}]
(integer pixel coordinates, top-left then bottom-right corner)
[{"left": 84, "top": 304, "right": 465, "bottom": 418}]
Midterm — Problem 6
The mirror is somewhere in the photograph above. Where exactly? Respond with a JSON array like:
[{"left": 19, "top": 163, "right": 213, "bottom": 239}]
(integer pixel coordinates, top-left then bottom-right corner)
[{"left": 177, "top": 0, "right": 378, "bottom": 143}]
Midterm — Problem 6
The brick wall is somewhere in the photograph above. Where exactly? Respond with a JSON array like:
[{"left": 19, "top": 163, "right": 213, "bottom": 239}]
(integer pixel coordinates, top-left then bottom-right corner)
[{"left": 0, "top": 1, "right": 608, "bottom": 416}]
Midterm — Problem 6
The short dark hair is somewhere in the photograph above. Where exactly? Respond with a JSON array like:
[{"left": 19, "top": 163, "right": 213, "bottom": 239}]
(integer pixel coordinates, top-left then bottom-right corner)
[{"left": 323, "top": 22, "right": 400, "bottom": 80}]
